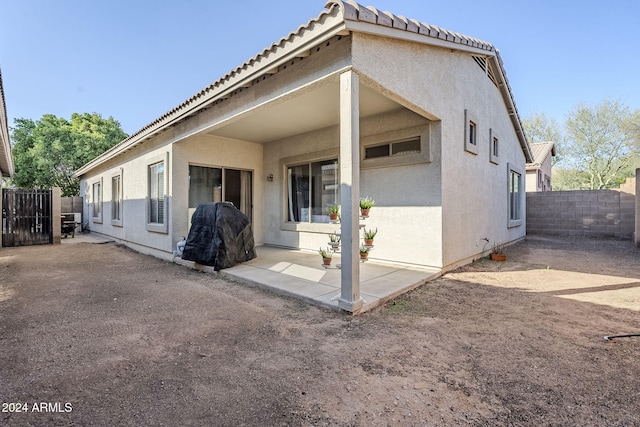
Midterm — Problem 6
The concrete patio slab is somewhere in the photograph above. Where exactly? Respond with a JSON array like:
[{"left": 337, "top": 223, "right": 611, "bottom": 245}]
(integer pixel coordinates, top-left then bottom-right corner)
[{"left": 174, "top": 245, "right": 441, "bottom": 314}]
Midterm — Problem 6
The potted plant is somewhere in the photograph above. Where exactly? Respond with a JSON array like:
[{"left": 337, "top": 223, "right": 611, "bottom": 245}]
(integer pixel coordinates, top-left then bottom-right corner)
[
  {"left": 359, "top": 196, "right": 375, "bottom": 217},
  {"left": 328, "top": 233, "right": 341, "bottom": 249},
  {"left": 490, "top": 243, "right": 507, "bottom": 261},
  {"left": 363, "top": 227, "right": 377, "bottom": 246},
  {"left": 327, "top": 203, "right": 340, "bottom": 221},
  {"left": 319, "top": 247, "right": 333, "bottom": 266},
  {"left": 359, "top": 244, "right": 369, "bottom": 261}
]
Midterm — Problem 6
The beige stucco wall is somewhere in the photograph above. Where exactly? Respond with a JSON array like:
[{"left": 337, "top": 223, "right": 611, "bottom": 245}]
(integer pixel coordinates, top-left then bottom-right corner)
[
  {"left": 80, "top": 135, "right": 175, "bottom": 259},
  {"left": 351, "top": 32, "right": 527, "bottom": 270},
  {"left": 262, "top": 108, "right": 441, "bottom": 267},
  {"left": 79, "top": 30, "right": 528, "bottom": 271},
  {"left": 80, "top": 131, "right": 264, "bottom": 260},
  {"left": 171, "top": 134, "right": 264, "bottom": 245},
  {"left": 526, "top": 153, "right": 553, "bottom": 192}
]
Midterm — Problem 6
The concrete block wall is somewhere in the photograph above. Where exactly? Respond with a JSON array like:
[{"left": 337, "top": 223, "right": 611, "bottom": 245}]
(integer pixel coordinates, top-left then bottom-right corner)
[{"left": 526, "top": 176, "right": 637, "bottom": 239}]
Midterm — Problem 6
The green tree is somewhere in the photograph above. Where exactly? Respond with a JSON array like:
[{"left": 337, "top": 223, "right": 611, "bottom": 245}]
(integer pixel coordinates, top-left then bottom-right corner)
[
  {"left": 563, "top": 99, "right": 640, "bottom": 189},
  {"left": 10, "top": 113, "right": 127, "bottom": 196},
  {"left": 522, "top": 112, "right": 564, "bottom": 165}
]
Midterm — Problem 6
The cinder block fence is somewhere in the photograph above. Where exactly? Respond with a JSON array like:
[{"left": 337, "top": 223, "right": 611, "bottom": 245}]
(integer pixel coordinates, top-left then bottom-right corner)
[{"left": 526, "top": 172, "right": 638, "bottom": 241}]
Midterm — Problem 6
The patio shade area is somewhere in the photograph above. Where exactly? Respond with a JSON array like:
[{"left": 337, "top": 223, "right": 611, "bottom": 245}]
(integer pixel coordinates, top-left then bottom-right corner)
[{"left": 174, "top": 245, "right": 441, "bottom": 313}]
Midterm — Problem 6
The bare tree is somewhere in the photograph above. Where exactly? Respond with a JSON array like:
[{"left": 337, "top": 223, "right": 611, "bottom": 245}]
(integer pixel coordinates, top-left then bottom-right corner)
[
  {"left": 563, "top": 99, "right": 639, "bottom": 189},
  {"left": 522, "top": 112, "right": 564, "bottom": 165}
]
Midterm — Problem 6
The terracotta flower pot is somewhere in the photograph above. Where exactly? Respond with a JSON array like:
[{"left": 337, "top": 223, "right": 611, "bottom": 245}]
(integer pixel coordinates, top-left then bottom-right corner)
[
  {"left": 490, "top": 253, "right": 506, "bottom": 261},
  {"left": 364, "top": 238, "right": 374, "bottom": 246},
  {"left": 360, "top": 208, "right": 370, "bottom": 217},
  {"left": 329, "top": 213, "right": 339, "bottom": 221},
  {"left": 322, "top": 257, "right": 332, "bottom": 266},
  {"left": 360, "top": 252, "right": 368, "bottom": 260}
]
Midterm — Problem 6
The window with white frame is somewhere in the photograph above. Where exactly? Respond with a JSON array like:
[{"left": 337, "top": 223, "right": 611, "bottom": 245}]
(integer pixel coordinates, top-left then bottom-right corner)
[
  {"left": 92, "top": 180, "right": 102, "bottom": 222},
  {"left": 490, "top": 128, "right": 499, "bottom": 164},
  {"left": 287, "top": 158, "right": 338, "bottom": 223},
  {"left": 111, "top": 174, "right": 122, "bottom": 224},
  {"left": 508, "top": 165, "right": 523, "bottom": 227},
  {"left": 464, "top": 110, "right": 479, "bottom": 155},
  {"left": 148, "top": 161, "right": 165, "bottom": 225}
]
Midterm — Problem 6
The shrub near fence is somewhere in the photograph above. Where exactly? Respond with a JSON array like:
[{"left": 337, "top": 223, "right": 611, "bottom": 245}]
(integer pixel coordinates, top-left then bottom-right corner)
[{"left": 526, "top": 177, "right": 636, "bottom": 240}]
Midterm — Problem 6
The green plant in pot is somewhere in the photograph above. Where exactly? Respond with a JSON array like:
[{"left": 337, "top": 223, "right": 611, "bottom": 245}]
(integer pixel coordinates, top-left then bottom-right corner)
[
  {"left": 363, "top": 227, "right": 377, "bottom": 246},
  {"left": 359, "top": 196, "right": 375, "bottom": 216},
  {"left": 328, "top": 233, "right": 341, "bottom": 249},
  {"left": 490, "top": 242, "right": 507, "bottom": 261},
  {"left": 359, "top": 244, "right": 369, "bottom": 260},
  {"left": 319, "top": 247, "right": 333, "bottom": 266},
  {"left": 327, "top": 204, "right": 340, "bottom": 221}
]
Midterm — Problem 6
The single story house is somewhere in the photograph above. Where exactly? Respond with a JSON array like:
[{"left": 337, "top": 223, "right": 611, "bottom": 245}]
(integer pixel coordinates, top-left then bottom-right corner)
[
  {"left": 0, "top": 68, "right": 14, "bottom": 188},
  {"left": 526, "top": 141, "right": 556, "bottom": 192},
  {"left": 76, "top": 1, "right": 533, "bottom": 312}
]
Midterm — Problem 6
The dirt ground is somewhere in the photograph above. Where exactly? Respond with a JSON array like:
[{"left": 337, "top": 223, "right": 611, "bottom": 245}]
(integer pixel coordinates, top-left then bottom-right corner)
[{"left": 0, "top": 235, "right": 638, "bottom": 426}]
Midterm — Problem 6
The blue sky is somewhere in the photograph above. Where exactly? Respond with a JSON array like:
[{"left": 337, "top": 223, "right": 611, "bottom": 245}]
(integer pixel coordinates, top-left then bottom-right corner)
[{"left": 1, "top": 0, "right": 638, "bottom": 135}]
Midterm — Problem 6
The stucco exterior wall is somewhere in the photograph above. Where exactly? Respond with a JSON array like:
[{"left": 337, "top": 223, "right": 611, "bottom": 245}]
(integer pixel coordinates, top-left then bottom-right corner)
[
  {"left": 526, "top": 153, "right": 553, "bottom": 192},
  {"left": 80, "top": 136, "right": 175, "bottom": 259},
  {"left": 171, "top": 134, "right": 264, "bottom": 245},
  {"left": 351, "top": 33, "right": 526, "bottom": 270},
  {"left": 263, "top": 108, "right": 441, "bottom": 267},
  {"left": 80, "top": 131, "right": 264, "bottom": 259}
]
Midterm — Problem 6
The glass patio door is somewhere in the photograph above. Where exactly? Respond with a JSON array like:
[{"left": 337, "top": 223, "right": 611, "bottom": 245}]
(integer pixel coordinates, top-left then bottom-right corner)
[{"left": 188, "top": 165, "right": 252, "bottom": 222}]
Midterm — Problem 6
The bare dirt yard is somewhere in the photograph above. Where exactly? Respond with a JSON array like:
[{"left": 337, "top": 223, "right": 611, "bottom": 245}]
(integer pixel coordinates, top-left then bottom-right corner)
[{"left": 1, "top": 235, "right": 639, "bottom": 426}]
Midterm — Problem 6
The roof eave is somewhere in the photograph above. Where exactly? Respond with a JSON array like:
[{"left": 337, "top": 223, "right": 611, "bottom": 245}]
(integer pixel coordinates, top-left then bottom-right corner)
[
  {"left": 343, "top": 20, "right": 495, "bottom": 56},
  {"left": 488, "top": 54, "right": 533, "bottom": 163}
]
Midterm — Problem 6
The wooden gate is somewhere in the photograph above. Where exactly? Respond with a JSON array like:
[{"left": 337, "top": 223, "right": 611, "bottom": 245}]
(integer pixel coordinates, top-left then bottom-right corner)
[{"left": 2, "top": 189, "right": 53, "bottom": 247}]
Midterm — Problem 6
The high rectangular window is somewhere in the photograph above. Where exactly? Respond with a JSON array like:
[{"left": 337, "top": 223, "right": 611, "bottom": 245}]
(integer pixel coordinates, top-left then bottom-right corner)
[
  {"left": 112, "top": 175, "right": 122, "bottom": 222},
  {"left": 149, "top": 162, "right": 165, "bottom": 224},
  {"left": 490, "top": 129, "right": 500, "bottom": 164},
  {"left": 509, "top": 169, "right": 522, "bottom": 222},
  {"left": 464, "top": 110, "right": 479, "bottom": 155},
  {"left": 92, "top": 181, "right": 102, "bottom": 220},
  {"left": 287, "top": 159, "right": 338, "bottom": 223},
  {"left": 469, "top": 122, "right": 477, "bottom": 146}
]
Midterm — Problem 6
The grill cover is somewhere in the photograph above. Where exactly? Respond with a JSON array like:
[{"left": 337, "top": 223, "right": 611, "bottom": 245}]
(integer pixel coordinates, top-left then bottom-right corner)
[{"left": 181, "top": 202, "right": 256, "bottom": 270}]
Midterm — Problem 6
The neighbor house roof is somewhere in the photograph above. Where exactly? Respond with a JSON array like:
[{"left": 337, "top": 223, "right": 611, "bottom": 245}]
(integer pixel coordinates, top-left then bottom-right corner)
[
  {"left": 76, "top": 0, "right": 532, "bottom": 176},
  {"left": 0, "top": 68, "right": 14, "bottom": 177},
  {"left": 526, "top": 142, "right": 556, "bottom": 169}
]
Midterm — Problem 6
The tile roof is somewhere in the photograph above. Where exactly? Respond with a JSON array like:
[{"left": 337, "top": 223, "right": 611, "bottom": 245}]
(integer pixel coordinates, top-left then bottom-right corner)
[
  {"left": 526, "top": 142, "right": 556, "bottom": 168},
  {"left": 333, "top": 0, "right": 495, "bottom": 52},
  {"left": 77, "top": 1, "right": 531, "bottom": 175}
]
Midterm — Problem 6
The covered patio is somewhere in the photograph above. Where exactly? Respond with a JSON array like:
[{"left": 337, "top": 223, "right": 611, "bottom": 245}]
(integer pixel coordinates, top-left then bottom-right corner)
[{"left": 175, "top": 245, "right": 440, "bottom": 314}]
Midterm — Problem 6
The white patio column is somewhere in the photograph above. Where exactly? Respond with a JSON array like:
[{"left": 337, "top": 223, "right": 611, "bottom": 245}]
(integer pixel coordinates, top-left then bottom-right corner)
[{"left": 338, "top": 70, "right": 362, "bottom": 313}]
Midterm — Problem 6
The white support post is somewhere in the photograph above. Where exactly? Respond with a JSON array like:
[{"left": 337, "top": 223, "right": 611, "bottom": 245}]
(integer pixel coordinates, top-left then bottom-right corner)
[{"left": 338, "top": 70, "right": 362, "bottom": 313}]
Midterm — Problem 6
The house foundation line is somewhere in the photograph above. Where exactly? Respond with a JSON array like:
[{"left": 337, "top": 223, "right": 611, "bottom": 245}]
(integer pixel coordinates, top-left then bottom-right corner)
[{"left": 338, "top": 70, "right": 363, "bottom": 313}]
